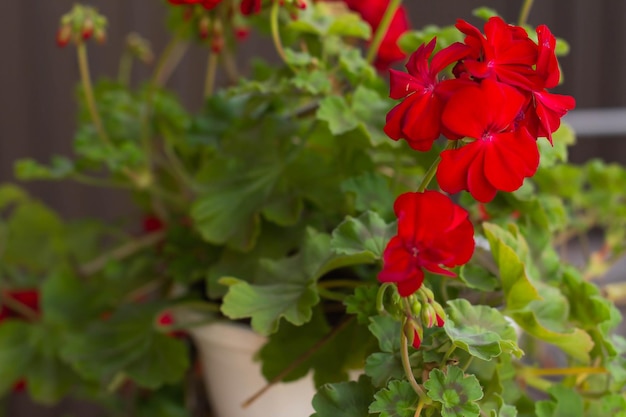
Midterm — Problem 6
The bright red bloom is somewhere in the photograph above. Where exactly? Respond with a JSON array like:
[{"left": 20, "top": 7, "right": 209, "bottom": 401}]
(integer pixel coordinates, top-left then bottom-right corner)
[
  {"left": 378, "top": 191, "right": 475, "bottom": 296},
  {"left": 240, "top": 0, "right": 262, "bottom": 15},
  {"left": 524, "top": 25, "right": 576, "bottom": 143},
  {"left": 343, "top": 0, "right": 410, "bottom": 70},
  {"left": 168, "top": 0, "right": 222, "bottom": 9},
  {"left": 455, "top": 17, "right": 539, "bottom": 90},
  {"left": 384, "top": 39, "right": 470, "bottom": 151},
  {"left": 437, "top": 80, "right": 539, "bottom": 202}
]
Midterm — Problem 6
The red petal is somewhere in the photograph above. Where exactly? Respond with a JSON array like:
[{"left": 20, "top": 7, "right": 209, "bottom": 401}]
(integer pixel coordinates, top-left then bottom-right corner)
[
  {"left": 467, "top": 145, "right": 498, "bottom": 202},
  {"left": 389, "top": 69, "right": 421, "bottom": 99}
]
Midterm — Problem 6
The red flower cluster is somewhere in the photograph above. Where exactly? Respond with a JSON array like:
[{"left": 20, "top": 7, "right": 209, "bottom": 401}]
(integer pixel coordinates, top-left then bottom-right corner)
[
  {"left": 343, "top": 0, "right": 410, "bottom": 70},
  {"left": 385, "top": 17, "right": 575, "bottom": 202},
  {"left": 378, "top": 191, "right": 474, "bottom": 296}
]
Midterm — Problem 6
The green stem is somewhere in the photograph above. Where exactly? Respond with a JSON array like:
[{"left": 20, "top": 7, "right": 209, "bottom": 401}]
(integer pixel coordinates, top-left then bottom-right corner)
[
  {"left": 118, "top": 50, "right": 133, "bottom": 86},
  {"left": 376, "top": 283, "right": 393, "bottom": 313},
  {"left": 77, "top": 42, "right": 112, "bottom": 147},
  {"left": 366, "top": 0, "right": 403, "bottom": 64},
  {"left": 442, "top": 345, "right": 456, "bottom": 364},
  {"left": 517, "top": 0, "right": 535, "bottom": 26},
  {"left": 417, "top": 141, "right": 457, "bottom": 192},
  {"left": 401, "top": 322, "right": 428, "bottom": 399},
  {"left": 152, "top": 37, "right": 188, "bottom": 87},
  {"left": 317, "top": 287, "right": 347, "bottom": 302},
  {"left": 79, "top": 230, "right": 166, "bottom": 276},
  {"left": 414, "top": 397, "right": 426, "bottom": 417},
  {"left": 204, "top": 51, "right": 219, "bottom": 98},
  {"left": 270, "top": 0, "right": 293, "bottom": 70}
]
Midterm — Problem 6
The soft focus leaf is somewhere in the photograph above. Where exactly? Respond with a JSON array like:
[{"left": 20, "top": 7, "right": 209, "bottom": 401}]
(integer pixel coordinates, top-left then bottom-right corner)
[
  {"left": 444, "top": 299, "right": 522, "bottom": 361},
  {"left": 311, "top": 375, "right": 375, "bottom": 417},
  {"left": 61, "top": 304, "right": 189, "bottom": 388},
  {"left": 331, "top": 211, "right": 396, "bottom": 260},
  {"left": 369, "top": 380, "right": 419, "bottom": 417},
  {"left": 424, "top": 366, "right": 484, "bottom": 417}
]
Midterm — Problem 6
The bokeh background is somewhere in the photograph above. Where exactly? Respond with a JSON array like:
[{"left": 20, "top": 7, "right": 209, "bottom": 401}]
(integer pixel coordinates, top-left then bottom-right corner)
[{"left": 1, "top": 0, "right": 625, "bottom": 415}]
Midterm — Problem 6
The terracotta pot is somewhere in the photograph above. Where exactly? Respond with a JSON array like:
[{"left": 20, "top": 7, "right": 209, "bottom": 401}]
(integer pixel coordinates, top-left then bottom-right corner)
[{"left": 190, "top": 322, "right": 316, "bottom": 417}]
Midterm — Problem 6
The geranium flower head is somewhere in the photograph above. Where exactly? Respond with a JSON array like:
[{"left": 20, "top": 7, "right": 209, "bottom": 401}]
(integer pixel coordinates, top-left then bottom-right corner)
[
  {"left": 378, "top": 191, "right": 475, "bottom": 296},
  {"left": 384, "top": 39, "right": 470, "bottom": 151},
  {"left": 437, "top": 79, "right": 539, "bottom": 202},
  {"left": 455, "top": 16, "right": 539, "bottom": 90},
  {"left": 343, "top": 0, "right": 410, "bottom": 70}
]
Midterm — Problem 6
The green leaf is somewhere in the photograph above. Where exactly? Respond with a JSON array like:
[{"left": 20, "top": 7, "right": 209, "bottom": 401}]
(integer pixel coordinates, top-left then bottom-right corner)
[
  {"left": 535, "top": 385, "right": 583, "bottom": 417},
  {"left": 538, "top": 123, "right": 575, "bottom": 168},
  {"left": 424, "top": 366, "right": 484, "bottom": 417},
  {"left": 369, "top": 315, "right": 402, "bottom": 353},
  {"left": 2, "top": 199, "right": 66, "bottom": 273},
  {"left": 61, "top": 304, "right": 189, "bottom": 388},
  {"left": 222, "top": 228, "right": 370, "bottom": 335},
  {"left": 369, "top": 380, "right": 420, "bottom": 417},
  {"left": 327, "top": 13, "right": 371, "bottom": 39},
  {"left": 345, "top": 286, "right": 380, "bottom": 325},
  {"left": 483, "top": 223, "right": 541, "bottom": 311},
  {"left": 459, "top": 264, "right": 499, "bottom": 291},
  {"left": 331, "top": 211, "right": 395, "bottom": 259},
  {"left": 317, "top": 96, "right": 359, "bottom": 135},
  {"left": 311, "top": 375, "right": 376, "bottom": 417},
  {"left": 191, "top": 160, "right": 276, "bottom": 251},
  {"left": 0, "top": 321, "right": 33, "bottom": 394},
  {"left": 510, "top": 309, "right": 593, "bottom": 362},
  {"left": 259, "top": 310, "right": 374, "bottom": 387},
  {"left": 341, "top": 172, "right": 395, "bottom": 218},
  {"left": 472, "top": 7, "right": 500, "bottom": 20},
  {"left": 444, "top": 299, "right": 523, "bottom": 361},
  {"left": 351, "top": 86, "right": 391, "bottom": 146},
  {"left": 364, "top": 352, "right": 404, "bottom": 388}
]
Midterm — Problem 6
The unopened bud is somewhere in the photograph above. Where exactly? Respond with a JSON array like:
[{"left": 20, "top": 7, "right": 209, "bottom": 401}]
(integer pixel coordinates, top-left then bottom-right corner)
[
  {"left": 198, "top": 17, "right": 211, "bottom": 39},
  {"left": 405, "top": 319, "right": 423, "bottom": 349},
  {"left": 82, "top": 18, "right": 94, "bottom": 40},
  {"left": 421, "top": 303, "right": 437, "bottom": 328},
  {"left": 56, "top": 25, "right": 72, "bottom": 48},
  {"left": 94, "top": 28, "right": 106, "bottom": 44},
  {"left": 297, "top": 0, "right": 307, "bottom": 9},
  {"left": 410, "top": 300, "right": 422, "bottom": 317},
  {"left": 432, "top": 302, "right": 446, "bottom": 326},
  {"left": 210, "top": 35, "right": 224, "bottom": 53}
]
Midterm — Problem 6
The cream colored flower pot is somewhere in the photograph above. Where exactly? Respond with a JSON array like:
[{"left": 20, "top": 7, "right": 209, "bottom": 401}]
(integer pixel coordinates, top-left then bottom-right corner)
[{"left": 190, "top": 322, "right": 317, "bottom": 417}]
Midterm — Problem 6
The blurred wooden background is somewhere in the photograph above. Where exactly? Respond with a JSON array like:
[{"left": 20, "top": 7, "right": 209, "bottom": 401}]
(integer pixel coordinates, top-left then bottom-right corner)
[
  {"left": 1, "top": 0, "right": 626, "bottom": 415},
  {"left": 1, "top": 0, "right": 625, "bottom": 220}
]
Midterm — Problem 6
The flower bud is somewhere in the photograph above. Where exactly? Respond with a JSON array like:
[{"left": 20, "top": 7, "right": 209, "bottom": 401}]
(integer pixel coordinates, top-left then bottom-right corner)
[
  {"left": 410, "top": 300, "right": 422, "bottom": 317},
  {"left": 405, "top": 319, "right": 423, "bottom": 349},
  {"left": 56, "top": 25, "right": 72, "bottom": 48},
  {"left": 421, "top": 303, "right": 437, "bottom": 328},
  {"left": 432, "top": 301, "right": 446, "bottom": 327},
  {"left": 198, "top": 16, "right": 211, "bottom": 39},
  {"left": 82, "top": 18, "right": 94, "bottom": 40}
]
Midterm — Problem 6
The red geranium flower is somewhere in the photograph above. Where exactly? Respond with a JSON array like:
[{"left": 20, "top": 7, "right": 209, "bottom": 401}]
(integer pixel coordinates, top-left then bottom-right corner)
[
  {"left": 343, "top": 0, "right": 410, "bottom": 70},
  {"left": 378, "top": 191, "right": 475, "bottom": 296},
  {"left": 384, "top": 38, "right": 470, "bottom": 151},
  {"left": 524, "top": 25, "right": 576, "bottom": 143},
  {"left": 455, "top": 17, "right": 539, "bottom": 90},
  {"left": 240, "top": 0, "right": 261, "bottom": 15},
  {"left": 437, "top": 79, "right": 539, "bottom": 202}
]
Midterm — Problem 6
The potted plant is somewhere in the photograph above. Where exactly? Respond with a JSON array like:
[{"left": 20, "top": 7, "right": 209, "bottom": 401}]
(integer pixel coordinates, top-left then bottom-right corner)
[{"left": 2, "top": 1, "right": 626, "bottom": 416}]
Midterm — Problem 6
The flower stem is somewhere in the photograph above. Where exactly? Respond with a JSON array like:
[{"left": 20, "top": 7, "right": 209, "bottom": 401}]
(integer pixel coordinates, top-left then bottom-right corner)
[
  {"left": 270, "top": 0, "right": 292, "bottom": 70},
  {"left": 317, "top": 280, "right": 365, "bottom": 289},
  {"left": 401, "top": 322, "right": 428, "bottom": 399},
  {"left": 79, "top": 230, "right": 166, "bottom": 276},
  {"left": 417, "top": 141, "right": 456, "bottom": 192},
  {"left": 518, "top": 0, "right": 535, "bottom": 26},
  {"left": 77, "top": 42, "right": 112, "bottom": 147},
  {"left": 204, "top": 51, "right": 219, "bottom": 98},
  {"left": 118, "top": 50, "right": 133, "bottom": 86},
  {"left": 366, "top": 0, "right": 403, "bottom": 64},
  {"left": 317, "top": 287, "right": 347, "bottom": 302}
]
